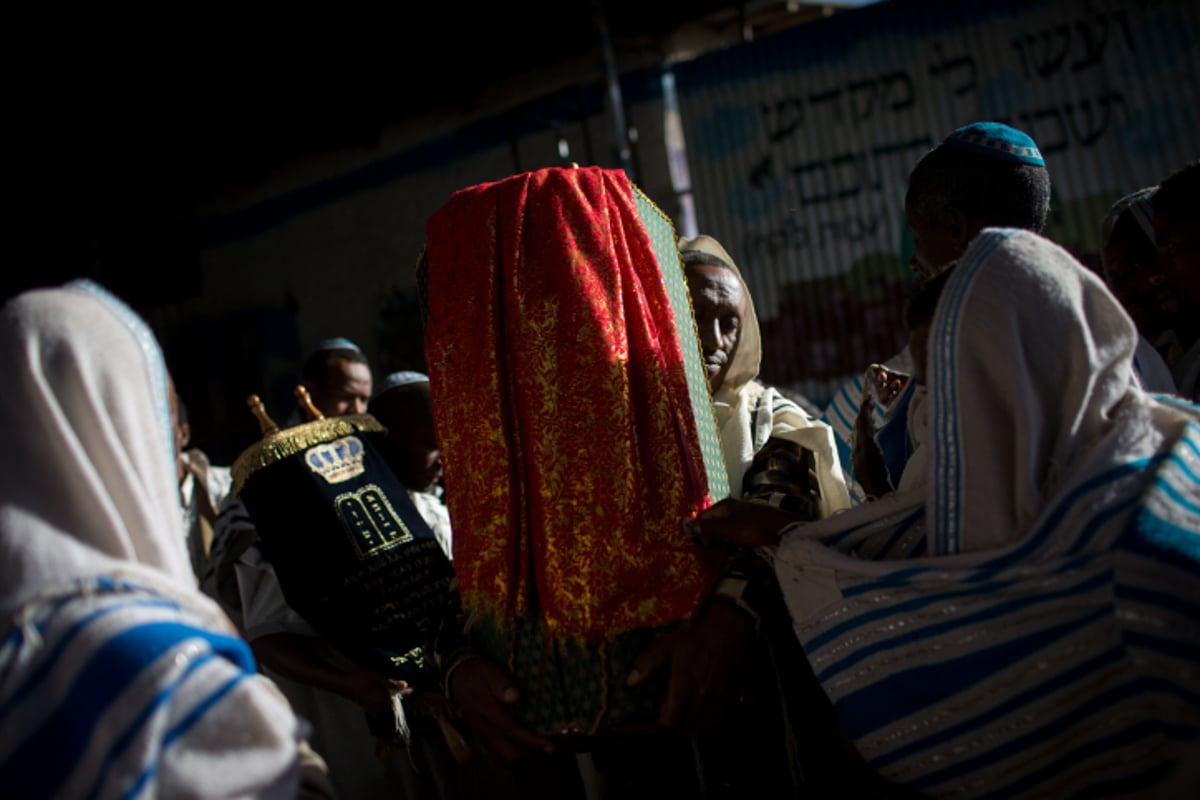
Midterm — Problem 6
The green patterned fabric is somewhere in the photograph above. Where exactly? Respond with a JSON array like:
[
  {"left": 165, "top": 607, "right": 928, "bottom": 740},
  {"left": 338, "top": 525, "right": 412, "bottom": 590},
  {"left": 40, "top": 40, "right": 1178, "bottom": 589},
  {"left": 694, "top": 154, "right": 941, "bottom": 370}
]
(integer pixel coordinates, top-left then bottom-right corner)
[
  {"left": 632, "top": 187, "right": 730, "bottom": 500},
  {"left": 473, "top": 617, "right": 667, "bottom": 739}
]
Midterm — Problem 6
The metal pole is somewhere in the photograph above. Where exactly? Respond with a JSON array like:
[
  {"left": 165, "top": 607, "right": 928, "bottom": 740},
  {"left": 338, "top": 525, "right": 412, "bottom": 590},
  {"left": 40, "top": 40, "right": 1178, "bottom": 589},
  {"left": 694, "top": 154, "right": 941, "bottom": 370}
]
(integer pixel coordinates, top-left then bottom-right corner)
[{"left": 590, "top": 0, "right": 633, "bottom": 178}]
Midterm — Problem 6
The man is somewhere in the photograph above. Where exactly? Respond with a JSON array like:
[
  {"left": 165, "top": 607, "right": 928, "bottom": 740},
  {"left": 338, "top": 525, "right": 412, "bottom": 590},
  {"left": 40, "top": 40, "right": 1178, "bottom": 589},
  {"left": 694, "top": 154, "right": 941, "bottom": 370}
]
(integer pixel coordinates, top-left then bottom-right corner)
[
  {"left": 1151, "top": 160, "right": 1200, "bottom": 400},
  {"left": 0, "top": 281, "right": 335, "bottom": 800},
  {"left": 1098, "top": 187, "right": 1178, "bottom": 396},
  {"left": 678, "top": 235, "right": 861, "bottom": 796},
  {"left": 204, "top": 337, "right": 375, "bottom": 634},
  {"left": 168, "top": 375, "right": 233, "bottom": 583},
  {"left": 692, "top": 229, "right": 1200, "bottom": 797},
  {"left": 298, "top": 337, "right": 372, "bottom": 419},
  {"left": 681, "top": 235, "right": 849, "bottom": 517},
  {"left": 423, "top": 167, "right": 876, "bottom": 800},
  {"left": 368, "top": 370, "right": 452, "bottom": 559},
  {"left": 822, "top": 121, "right": 1051, "bottom": 500},
  {"left": 204, "top": 339, "right": 445, "bottom": 800}
]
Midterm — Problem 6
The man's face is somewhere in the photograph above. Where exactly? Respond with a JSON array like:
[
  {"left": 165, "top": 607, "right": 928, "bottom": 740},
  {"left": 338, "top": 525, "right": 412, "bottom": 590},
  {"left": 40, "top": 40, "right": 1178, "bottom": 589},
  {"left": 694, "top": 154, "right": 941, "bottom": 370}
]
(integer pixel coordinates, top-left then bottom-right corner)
[
  {"left": 1154, "top": 207, "right": 1200, "bottom": 308},
  {"left": 309, "top": 357, "right": 372, "bottom": 418},
  {"left": 1103, "top": 236, "right": 1172, "bottom": 337},
  {"left": 167, "top": 375, "right": 188, "bottom": 483},
  {"left": 686, "top": 262, "right": 746, "bottom": 394},
  {"left": 371, "top": 387, "right": 442, "bottom": 493},
  {"left": 905, "top": 194, "right": 965, "bottom": 279}
]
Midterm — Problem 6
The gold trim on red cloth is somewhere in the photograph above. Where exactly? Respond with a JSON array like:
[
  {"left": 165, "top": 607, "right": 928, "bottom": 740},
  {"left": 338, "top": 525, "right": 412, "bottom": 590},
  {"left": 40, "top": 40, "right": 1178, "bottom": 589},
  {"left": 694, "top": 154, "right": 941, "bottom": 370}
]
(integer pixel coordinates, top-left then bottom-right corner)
[{"left": 424, "top": 166, "right": 720, "bottom": 642}]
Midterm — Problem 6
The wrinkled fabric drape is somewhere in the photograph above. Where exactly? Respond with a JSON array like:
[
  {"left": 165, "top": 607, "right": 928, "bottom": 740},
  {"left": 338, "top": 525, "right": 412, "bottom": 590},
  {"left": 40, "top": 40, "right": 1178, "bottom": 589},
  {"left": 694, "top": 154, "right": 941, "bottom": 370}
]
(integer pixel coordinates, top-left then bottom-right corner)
[{"left": 424, "top": 166, "right": 721, "bottom": 642}]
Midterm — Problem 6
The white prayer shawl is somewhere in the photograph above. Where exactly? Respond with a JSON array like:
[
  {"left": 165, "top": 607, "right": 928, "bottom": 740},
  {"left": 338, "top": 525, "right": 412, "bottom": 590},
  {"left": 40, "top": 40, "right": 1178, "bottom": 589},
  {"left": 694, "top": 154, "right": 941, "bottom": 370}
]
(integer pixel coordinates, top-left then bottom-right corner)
[
  {"left": 773, "top": 230, "right": 1200, "bottom": 798},
  {"left": 0, "top": 282, "right": 311, "bottom": 799},
  {"left": 688, "top": 235, "right": 851, "bottom": 516}
]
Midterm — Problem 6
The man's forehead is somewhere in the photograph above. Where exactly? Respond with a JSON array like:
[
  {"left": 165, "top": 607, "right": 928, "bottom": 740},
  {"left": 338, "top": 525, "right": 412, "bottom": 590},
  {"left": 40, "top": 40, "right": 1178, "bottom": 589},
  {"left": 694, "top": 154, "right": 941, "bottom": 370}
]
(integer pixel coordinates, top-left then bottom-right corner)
[
  {"left": 700, "top": 270, "right": 745, "bottom": 305},
  {"left": 323, "top": 357, "right": 371, "bottom": 384}
]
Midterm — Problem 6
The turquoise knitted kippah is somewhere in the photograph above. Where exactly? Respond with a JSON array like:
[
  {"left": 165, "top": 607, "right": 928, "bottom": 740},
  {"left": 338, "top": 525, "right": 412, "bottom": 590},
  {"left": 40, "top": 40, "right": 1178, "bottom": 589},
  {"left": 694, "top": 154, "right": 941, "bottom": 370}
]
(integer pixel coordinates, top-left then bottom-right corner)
[{"left": 943, "top": 122, "right": 1045, "bottom": 167}]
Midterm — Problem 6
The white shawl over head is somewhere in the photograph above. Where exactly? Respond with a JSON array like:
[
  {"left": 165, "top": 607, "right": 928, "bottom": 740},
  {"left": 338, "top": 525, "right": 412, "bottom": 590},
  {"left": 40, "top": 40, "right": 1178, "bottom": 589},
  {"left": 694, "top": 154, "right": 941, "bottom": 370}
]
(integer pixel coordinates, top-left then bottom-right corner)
[
  {"left": 928, "top": 226, "right": 1142, "bottom": 554},
  {"left": 0, "top": 282, "right": 318, "bottom": 799},
  {"left": 771, "top": 229, "right": 1200, "bottom": 797},
  {"left": 0, "top": 281, "right": 198, "bottom": 615}
]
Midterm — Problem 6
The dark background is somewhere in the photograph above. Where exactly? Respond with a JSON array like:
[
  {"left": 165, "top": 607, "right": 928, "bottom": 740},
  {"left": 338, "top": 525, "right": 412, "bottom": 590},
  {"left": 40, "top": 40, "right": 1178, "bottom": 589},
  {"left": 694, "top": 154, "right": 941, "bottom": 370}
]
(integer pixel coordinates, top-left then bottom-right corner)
[{"left": 13, "top": 1, "right": 837, "bottom": 309}]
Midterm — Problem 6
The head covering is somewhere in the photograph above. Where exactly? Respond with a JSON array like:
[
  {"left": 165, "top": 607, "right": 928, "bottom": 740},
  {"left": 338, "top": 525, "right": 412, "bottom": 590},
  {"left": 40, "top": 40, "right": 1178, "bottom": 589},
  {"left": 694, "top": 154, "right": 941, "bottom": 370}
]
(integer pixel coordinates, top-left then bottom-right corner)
[
  {"left": 371, "top": 370, "right": 430, "bottom": 401},
  {"left": 308, "top": 336, "right": 362, "bottom": 356},
  {"left": 769, "top": 229, "right": 1200, "bottom": 796},
  {"left": 678, "top": 235, "right": 762, "bottom": 401},
  {"left": 0, "top": 281, "right": 314, "bottom": 797},
  {"left": 679, "top": 234, "right": 850, "bottom": 517},
  {"left": 942, "top": 121, "right": 1045, "bottom": 167},
  {"left": 1100, "top": 186, "right": 1157, "bottom": 247},
  {"left": 0, "top": 280, "right": 197, "bottom": 613},
  {"left": 926, "top": 228, "right": 1140, "bottom": 553}
]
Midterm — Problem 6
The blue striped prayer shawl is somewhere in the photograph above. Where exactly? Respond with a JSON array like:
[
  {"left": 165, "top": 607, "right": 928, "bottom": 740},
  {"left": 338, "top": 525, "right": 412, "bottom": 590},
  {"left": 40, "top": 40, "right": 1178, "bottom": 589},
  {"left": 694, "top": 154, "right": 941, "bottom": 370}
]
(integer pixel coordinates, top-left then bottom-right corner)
[
  {"left": 786, "top": 428, "right": 1200, "bottom": 797},
  {"left": 778, "top": 229, "right": 1200, "bottom": 797},
  {"left": 0, "top": 578, "right": 294, "bottom": 799}
]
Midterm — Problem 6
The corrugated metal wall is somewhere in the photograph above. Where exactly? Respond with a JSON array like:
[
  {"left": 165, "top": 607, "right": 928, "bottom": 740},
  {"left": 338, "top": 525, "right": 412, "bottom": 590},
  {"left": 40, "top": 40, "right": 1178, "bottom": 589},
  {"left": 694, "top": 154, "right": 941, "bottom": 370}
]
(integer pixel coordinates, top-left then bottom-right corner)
[{"left": 671, "top": 0, "right": 1199, "bottom": 407}]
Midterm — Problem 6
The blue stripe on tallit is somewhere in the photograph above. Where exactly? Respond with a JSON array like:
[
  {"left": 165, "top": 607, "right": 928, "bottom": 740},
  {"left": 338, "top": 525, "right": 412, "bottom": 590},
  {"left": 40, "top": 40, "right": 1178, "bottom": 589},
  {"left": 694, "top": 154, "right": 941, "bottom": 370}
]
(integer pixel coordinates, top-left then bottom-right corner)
[
  {"left": 1065, "top": 495, "right": 1139, "bottom": 555},
  {"left": 808, "top": 574, "right": 1026, "bottom": 652},
  {"left": 907, "top": 679, "right": 1181, "bottom": 791},
  {"left": 83, "top": 653, "right": 217, "bottom": 800},
  {"left": 1123, "top": 631, "right": 1200, "bottom": 667},
  {"left": 871, "top": 646, "right": 1125, "bottom": 769},
  {"left": 839, "top": 546, "right": 1096, "bottom": 598},
  {"left": 978, "top": 456, "right": 1159, "bottom": 570},
  {"left": 1115, "top": 584, "right": 1200, "bottom": 629},
  {"left": 0, "top": 619, "right": 253, "bottom": 798},
  {"left": 816, "top": 570, "right": 1113, "bottom": 685},
  {"left": 932, "top": 230, "right": 1014, "bottom": 554},
  {"left": 0, "top": 596, "right": 182, "bottom": 720},
  {"left": 123, "top": 671, "right": 248, "bottom": 800},
  {"left": 1130, "top": 512, "right": 1200, "bottom": 568},
  {"left": 1153, "top": 473, "right": 1200, "bottom": 515},
  {"left": 872, "top": 509, "right": 922, "bottom": 557},
  {"left": 970, "top": 720, "right": 1189, "bottom": 800},
  {"left": 833, "top": 604, "right": 1110, "bottom": 739},
  {"left": 1129, "top": 426, "right": 1200, "bottom": 566},
  {"left": 828, "top": 379, "right": 862, "bottom": 433},
  {"left": 825, "top": 508, "right": 923, "bottom": 549}
]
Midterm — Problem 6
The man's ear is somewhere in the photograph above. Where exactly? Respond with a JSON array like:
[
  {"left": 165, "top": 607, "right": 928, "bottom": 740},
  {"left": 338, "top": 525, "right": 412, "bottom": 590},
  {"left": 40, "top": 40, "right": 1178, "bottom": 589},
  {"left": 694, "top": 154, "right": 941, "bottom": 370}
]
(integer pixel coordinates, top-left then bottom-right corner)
[
  {"left": 180, "top": 422, "right": 191, "bottom": 450},
  {"left": 956, "top": 212, "right": 984, "bottom": 254}
]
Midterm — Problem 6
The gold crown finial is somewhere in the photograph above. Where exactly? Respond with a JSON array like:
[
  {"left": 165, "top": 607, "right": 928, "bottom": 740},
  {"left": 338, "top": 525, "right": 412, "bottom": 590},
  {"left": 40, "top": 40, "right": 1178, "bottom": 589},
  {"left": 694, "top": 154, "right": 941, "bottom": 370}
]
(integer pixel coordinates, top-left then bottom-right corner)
[
  {"left": 247, "top": 395, "right": 279, "bottom": 436},
  {"left": 294, "top": 384, "right": 326, "bottom": 422}
]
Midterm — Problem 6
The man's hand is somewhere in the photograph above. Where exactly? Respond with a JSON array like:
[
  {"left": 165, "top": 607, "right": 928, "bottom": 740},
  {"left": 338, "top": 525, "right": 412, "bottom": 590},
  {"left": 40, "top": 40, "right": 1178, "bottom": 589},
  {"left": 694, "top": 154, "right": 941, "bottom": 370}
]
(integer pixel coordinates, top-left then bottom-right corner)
[
  {"left": 851, "top": 387, "right": 893, "bottom": 500},
  {"left": 684, "top": 497, "right": 795, "bottom": 547},
  {"left": 626, "top": 601, "right": 754, "bottom": 732},
  {"left": 447, "top": 657, "right": 553, "bottom": 762},
  {"left": 338, "top": 670, "right": 407, "bottom": 720},
  {"left": 868, "top": 363, "right": 909, "bottom": 407}
]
